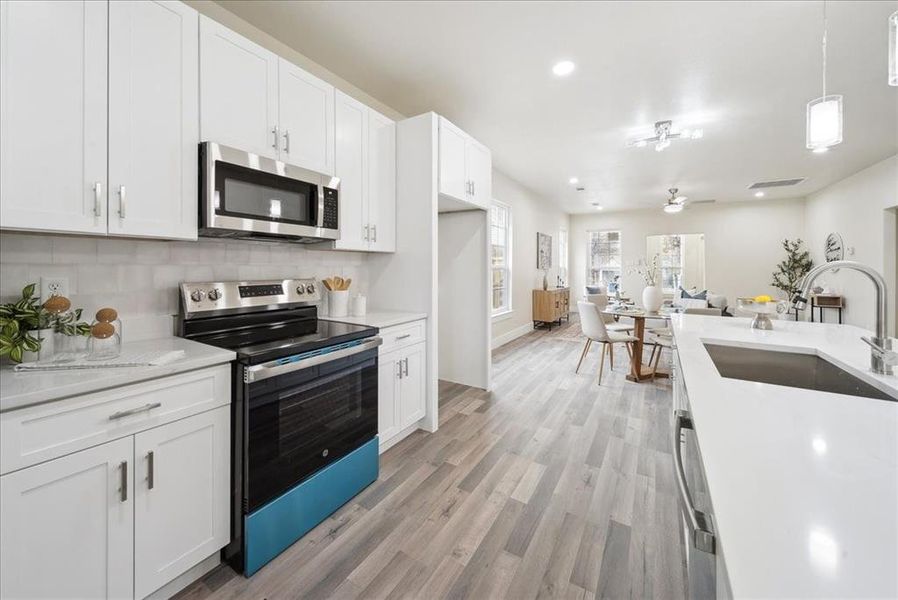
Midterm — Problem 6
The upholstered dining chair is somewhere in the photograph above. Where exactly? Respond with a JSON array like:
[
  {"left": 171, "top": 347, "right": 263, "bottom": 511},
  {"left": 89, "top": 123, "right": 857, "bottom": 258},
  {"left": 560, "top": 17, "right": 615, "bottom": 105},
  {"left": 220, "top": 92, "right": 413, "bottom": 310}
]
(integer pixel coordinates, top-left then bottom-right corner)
[
  {"left": 576, "top": 301, "right": 638, "bottom": 385},
  {"left": 646, "top": 328, "right": 673, "bottom": 381},
  {"left": 584, "top": 293, "right": 634, "bottom": 333}
]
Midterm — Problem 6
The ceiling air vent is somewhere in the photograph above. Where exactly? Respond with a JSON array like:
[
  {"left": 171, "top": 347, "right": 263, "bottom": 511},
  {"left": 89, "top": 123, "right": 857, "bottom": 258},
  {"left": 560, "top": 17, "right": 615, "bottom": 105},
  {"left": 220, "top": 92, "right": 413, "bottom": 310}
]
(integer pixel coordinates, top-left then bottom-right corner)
[{"left": 748, "top": 178, "right": 806, "bottom": 190}]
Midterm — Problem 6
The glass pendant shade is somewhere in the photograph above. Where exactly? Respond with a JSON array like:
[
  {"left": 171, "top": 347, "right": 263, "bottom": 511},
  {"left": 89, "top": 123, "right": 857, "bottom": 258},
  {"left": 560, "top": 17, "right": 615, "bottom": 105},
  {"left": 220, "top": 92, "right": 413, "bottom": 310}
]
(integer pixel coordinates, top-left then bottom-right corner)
[
  {"left": 806, "top": 95, "right": 842, "bottom": 151},
  {"left": 890, "top": 11, "right": 897, "bottom": 86}
]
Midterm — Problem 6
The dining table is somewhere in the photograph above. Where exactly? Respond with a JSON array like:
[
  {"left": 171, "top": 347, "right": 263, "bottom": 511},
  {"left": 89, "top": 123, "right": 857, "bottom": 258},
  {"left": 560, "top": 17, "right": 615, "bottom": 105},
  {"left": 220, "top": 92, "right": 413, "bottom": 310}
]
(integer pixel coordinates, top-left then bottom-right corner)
[{"left": 601, "top": 306, "right": 673, "bottom": 382}]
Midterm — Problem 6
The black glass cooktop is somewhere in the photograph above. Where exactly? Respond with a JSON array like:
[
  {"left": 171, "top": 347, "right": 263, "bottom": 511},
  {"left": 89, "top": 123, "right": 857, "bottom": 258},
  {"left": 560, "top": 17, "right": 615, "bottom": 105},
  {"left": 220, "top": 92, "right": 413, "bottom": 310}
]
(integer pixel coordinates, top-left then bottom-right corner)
[{"left": 189, "top": 314, "right": 377, "bottom": 365}]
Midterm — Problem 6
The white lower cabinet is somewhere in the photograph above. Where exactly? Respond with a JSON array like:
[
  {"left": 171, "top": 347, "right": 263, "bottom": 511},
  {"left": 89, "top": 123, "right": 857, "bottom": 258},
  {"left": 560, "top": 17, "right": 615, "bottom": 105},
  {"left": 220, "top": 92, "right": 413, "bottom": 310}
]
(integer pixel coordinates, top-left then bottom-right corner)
[
  {"left": 0, "top": 366, "right": 231, "bottom": 599},
  {"left": 0, "top": 437, "right": 134, "bottom": 600},
  {"left": 378, "top": 333, "right": 426, "bottom": 452},
  {"left": 134, "top": 407, "right": 229, "bottom": 599}
]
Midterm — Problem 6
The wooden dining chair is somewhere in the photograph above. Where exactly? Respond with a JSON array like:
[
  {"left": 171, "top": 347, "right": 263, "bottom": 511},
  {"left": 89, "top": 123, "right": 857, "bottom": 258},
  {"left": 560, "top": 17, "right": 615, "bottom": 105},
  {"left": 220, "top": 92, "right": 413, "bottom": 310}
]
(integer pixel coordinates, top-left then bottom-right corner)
[{"left": 576, "top": 301, "right": 638, "bottom": 385}]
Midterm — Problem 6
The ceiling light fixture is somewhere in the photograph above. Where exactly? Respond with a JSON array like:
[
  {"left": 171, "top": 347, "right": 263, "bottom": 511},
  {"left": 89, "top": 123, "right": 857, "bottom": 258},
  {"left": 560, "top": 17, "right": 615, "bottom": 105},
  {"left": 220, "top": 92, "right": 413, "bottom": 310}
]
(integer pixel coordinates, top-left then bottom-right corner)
[
  {"left": 890, "top": 11, "right": 897, "bottom": 86},
  {"left": 552, "top": 60, "right": 576, "bottom": 77},
  {"left": 754, "top": 191, "right": 765, "bottom": 198},
  {"left": 662, "top": 188, "right": 687, "bottom": 213},
  {"left": 806, "top": 1, "right": 842, "bottom": 152},
  {"left": 629, "top": 120, "right": 703, "bottom": 152},
  {"left": 569, "top": 177, "right": 579, "bottom": 185}
]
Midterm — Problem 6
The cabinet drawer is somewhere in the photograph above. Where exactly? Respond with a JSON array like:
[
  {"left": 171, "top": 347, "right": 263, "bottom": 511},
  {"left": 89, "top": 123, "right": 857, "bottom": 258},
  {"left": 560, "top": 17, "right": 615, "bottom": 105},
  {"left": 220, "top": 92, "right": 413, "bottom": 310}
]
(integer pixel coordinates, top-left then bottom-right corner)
[
  {"left": 0, "top": 365, "right": 231, "bottom": 475},
  {"left": 379, "top": 320, "right": 426, "bottom": 355}
]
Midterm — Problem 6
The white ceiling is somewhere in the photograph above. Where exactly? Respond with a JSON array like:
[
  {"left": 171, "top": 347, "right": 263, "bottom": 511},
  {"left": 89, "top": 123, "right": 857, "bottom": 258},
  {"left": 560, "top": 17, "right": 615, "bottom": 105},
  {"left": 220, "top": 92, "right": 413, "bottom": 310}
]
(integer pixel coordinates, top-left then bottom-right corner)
[{"left": 218, "top": 0, "right": 898, "bottom": 213}]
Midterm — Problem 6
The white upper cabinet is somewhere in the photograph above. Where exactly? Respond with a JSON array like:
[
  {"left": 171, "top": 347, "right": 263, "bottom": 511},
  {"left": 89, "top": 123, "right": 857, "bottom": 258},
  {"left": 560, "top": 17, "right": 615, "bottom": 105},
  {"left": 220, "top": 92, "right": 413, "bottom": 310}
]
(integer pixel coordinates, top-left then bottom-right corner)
[
  {"left": 0, "top": 0, "right": 108, "bottom": 235},
  {"left": 0, "top": 437, "right": 134, "bottom": 600},
  {"left": 199, "top": 15, "right": 279, "bottom": 159},
  {"left": 438, "top": 117, "right": 468, "bottom": 202},
  {"left": 367, "top": 108, "right": 397, "bottom": 252},
  {"left": 334, "top": 91, "right": 368, "bottom": 251},
  {"left": 279, "top": 59, "right": 335, "bottom": 174},
  {"left": 466, "top": 137, "right": 492, "bottom": 210},
  {"left": 109, "top": 0, "right": 198, "bottom": 240},
  {"left": 437, "top": 116, "right": 492, "bottom": 212},
  {"left": 332, "top": 91, "right": 396, "bottom": 253},
  {"left": 134, "top": 407, "right": 229, "bottom": 599}
]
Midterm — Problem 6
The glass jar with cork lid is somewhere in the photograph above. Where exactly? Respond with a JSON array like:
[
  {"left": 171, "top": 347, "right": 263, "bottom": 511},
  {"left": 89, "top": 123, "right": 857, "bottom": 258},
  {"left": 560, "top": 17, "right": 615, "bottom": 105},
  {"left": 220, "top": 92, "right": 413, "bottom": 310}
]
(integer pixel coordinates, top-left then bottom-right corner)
[{"left": 87, "top": 307, "right": 122, "bottom": 360}]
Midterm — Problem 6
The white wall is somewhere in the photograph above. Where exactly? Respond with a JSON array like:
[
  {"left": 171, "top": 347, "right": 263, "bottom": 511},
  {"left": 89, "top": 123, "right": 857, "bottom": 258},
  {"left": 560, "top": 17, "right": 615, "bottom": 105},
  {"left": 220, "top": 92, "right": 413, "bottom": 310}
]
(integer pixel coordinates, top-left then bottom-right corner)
[
  {"left": 0, "top": 233, "right": 368, "bottom": 340},
  {"left": 491, "top": 171, "right": 570, "bottom": 346},
  {"left": 803, "top": 154, "right": 898, "bottom": 334},
  {"left": 570, "top": 199, "right": 807, "bottom": 313}
]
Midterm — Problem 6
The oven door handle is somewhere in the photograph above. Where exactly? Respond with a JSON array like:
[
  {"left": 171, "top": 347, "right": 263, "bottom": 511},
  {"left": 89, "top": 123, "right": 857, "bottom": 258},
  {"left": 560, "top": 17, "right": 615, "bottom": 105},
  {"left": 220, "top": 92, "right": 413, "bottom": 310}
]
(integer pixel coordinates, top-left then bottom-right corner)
[
  {"left": 673, "top": 409, "right": 716, "bottom": 555},
  {"left": 244, "top": 337, "right": 382, "bottom": 383}
]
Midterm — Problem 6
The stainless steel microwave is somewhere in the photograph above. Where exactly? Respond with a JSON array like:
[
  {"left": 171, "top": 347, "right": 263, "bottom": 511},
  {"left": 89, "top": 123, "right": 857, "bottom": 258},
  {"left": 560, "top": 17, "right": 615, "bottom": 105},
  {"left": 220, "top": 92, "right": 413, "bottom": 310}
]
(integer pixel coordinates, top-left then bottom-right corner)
[{"left": 199, "top": 142, "right": 340, "bottom": 243}]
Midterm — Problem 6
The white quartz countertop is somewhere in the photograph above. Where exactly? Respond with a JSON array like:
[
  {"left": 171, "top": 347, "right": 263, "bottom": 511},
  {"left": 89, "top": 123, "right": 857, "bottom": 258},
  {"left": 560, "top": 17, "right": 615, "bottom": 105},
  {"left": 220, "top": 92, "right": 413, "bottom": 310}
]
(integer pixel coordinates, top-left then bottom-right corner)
[
  {"left": 0, "top": 337, "right": 235, "bottom": 413},
  {"left": 671, "top": 315, "right": 897, "bottom": 598},
  {"left": 321, "top": 310, "right": 427, "bottom": 330}
]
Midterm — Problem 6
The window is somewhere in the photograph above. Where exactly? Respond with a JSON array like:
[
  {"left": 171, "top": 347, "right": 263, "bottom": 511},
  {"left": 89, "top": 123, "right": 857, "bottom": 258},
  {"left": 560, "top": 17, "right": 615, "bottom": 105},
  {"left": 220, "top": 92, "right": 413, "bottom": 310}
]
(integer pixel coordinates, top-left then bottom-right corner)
[
  {"left": 658, "top": 234, "right": 684, "bottom": 291},
  {"left": 587, "top": 230, "right": 621, "bottom": 287},
  {"left": 558, "top": 229, "right": 568, "bottom": 282},
  {"left": 491, "top": 201, "right": 512, "bottom": 315}
]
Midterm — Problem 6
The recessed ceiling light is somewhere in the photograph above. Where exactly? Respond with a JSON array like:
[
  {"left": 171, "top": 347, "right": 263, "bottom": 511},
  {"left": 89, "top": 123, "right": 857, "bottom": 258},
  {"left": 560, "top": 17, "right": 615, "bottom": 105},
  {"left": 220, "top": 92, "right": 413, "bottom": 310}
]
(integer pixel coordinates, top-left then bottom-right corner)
[
  {"left": 754, "top": 191, "right": 765, "bottom": 198},
  {"left": 552, "top": 60, "right": 576, "bottom": 77},
  {"left": 569, "top": 177, "right": 579, "bottom": 185}
]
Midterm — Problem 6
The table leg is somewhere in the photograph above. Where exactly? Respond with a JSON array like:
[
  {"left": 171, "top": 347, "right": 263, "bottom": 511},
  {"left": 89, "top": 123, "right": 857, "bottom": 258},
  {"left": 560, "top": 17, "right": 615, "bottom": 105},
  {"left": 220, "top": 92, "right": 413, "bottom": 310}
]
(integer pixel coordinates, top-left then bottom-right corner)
[{"left": 626, "top": 318, "right": 645, "bottom": 382}]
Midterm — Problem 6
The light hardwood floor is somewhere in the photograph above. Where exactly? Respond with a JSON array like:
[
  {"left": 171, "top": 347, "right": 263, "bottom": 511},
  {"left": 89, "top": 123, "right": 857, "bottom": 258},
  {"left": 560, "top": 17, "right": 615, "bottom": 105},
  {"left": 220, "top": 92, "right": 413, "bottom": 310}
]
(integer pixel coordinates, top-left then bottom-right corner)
[{"left": 176, "top": 318, "right": 686, "bottom": 600}]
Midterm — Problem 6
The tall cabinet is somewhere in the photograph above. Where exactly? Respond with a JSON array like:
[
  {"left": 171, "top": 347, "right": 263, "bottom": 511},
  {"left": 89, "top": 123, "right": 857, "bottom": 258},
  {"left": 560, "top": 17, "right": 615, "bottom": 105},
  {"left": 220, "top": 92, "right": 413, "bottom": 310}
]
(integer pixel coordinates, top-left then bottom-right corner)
[
  {"left": 0, "top": 0, "right": 198, "bottom": 240},
  {"left": 437, "top": 116, "right": 492, "bottom": 212}
]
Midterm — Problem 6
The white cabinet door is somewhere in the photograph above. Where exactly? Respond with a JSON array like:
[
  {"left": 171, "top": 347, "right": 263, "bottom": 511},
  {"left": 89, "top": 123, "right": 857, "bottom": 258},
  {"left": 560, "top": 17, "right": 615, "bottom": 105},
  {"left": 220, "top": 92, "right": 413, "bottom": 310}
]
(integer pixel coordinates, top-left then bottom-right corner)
[
  {"left": 333, "top": 90, "right": 368, "bottom": 251},
  {"left": 108, "top": 0, "right": 198, "bottom": 241},
  {"left": 199, "top": 15, "right": 278, "bottom": 159},
  {"left": 0, "top": 437, "right": 133, "bottom": 600},
  {"left": 278, "top": 58, "right": 335, "bottom": 174},
  {"left": 438, "top": 117, "right": 467, "bottom": 202},
  {"left": 0, "top": 0, "right": 107, "bottom": 235},
  {"left": 367, "top": 108, "right": 396, "bottom": 253},
  {"left": 134, "top": 406, "right": 229, "bottom": 599},
  {"left": 466, "top": 137, "right": 492, "bottom": 210},
  {"left": 399, "top": 343, "right": 426, "bottom": 428},
  {"left": 378, "top": 351, "right": 401, "bottom": 446}
]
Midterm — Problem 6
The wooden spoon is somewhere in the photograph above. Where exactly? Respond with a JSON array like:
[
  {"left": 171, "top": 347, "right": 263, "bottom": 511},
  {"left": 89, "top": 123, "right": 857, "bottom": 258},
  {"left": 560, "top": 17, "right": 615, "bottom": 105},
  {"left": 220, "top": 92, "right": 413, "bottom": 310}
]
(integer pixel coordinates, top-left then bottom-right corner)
[
  {"left": 322, "top": 278, "right": 332, "bottom": 291},
  {"left": 342, "top": 278, "right": 351, "bottom": 290},
  {"left": 334, "top": 276, "right": 344, "bottom": 290}
]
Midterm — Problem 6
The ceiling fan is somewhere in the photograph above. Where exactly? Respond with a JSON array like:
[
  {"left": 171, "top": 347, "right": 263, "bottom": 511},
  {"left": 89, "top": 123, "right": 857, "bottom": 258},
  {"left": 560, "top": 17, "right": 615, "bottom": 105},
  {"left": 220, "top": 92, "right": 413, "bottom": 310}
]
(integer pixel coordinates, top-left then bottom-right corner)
[
  {"left": 663, "top": 188, "right": 687, "bottom": 213},
  {"left": 630, "top": 120, "right": 703, "bottom": 152}
]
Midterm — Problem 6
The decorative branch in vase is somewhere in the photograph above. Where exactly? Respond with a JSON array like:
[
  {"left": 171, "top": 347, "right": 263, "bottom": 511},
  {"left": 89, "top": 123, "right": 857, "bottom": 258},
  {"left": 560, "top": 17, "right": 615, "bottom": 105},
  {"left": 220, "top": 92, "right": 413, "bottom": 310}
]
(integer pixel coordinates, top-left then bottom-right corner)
[{"left": 629, "top": 255, "right": 663, "bottom": 312}]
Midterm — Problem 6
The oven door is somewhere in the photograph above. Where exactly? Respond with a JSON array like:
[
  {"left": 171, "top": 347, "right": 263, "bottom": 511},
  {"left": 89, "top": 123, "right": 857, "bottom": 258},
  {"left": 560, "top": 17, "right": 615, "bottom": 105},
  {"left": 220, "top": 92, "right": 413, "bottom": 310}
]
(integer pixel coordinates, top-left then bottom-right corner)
[
  {"left": 200, "top": 141, "right": 339, "bottom": 240},
  {"left": 245, "top": 345, "right": 378, "bottom": 512}
]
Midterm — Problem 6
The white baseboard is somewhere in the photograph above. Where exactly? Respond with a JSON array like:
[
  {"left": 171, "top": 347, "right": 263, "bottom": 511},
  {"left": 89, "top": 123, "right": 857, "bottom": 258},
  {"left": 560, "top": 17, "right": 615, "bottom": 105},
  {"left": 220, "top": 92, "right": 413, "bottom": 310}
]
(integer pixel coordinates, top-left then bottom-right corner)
[
  {"left": 145, "top": 551, "right": 221, "bottom": 600},
  {"left": 380, "top": 422, "right": 424, "bottom": 453},
  {"left": 491, "top": 322, "right": 534, "bottom": 349}
]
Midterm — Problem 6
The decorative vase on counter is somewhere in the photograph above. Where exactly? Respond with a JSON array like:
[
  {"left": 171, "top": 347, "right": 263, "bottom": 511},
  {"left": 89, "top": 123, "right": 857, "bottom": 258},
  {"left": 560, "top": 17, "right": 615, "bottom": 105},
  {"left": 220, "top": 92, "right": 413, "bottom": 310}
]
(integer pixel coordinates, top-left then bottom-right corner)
[
  {"left": 642, "top": 285, "right": 663, "bottom": 313},
  {"left": 328, "top": 290, "right": 350, "bottom": 317},
  {"left": 542, "top": 272, "right": 548, "bottom": 291}
]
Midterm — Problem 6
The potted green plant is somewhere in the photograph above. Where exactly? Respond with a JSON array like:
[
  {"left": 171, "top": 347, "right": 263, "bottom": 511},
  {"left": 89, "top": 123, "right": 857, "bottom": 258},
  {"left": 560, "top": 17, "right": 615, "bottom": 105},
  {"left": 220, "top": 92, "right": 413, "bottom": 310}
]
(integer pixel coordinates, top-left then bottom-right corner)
[{"left": 0, "top": 284, "right": 91, "bottom": 364}]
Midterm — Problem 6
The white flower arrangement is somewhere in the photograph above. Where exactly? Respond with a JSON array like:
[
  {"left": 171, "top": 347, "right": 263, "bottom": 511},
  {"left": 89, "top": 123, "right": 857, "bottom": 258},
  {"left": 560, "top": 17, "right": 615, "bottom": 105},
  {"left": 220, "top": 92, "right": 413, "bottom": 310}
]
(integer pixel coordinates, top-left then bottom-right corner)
[{"left": 629, "top": 255, "right": 660, "bottom": 287}]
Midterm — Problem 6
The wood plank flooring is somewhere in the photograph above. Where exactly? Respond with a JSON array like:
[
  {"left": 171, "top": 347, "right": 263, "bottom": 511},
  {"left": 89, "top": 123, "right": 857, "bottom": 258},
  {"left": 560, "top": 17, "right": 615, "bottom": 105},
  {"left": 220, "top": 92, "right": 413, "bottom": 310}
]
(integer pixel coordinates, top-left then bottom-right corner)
[{"left": 176, "top": 318, "right": 686, "bottom": 600}]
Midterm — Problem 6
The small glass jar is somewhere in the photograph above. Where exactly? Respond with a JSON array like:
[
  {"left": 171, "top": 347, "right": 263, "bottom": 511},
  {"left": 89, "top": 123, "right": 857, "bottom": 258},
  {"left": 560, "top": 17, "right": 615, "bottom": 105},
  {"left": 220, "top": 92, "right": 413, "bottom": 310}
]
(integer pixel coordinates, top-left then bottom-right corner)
[{"left": 87, "top": 308, "right": 122, "bottom": 360}]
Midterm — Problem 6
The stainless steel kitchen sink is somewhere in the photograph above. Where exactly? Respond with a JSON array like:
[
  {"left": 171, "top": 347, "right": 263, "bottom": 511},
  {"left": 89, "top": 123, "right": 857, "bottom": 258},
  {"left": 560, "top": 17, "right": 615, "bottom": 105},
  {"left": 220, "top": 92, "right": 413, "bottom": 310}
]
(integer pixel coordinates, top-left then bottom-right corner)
[{"left": 703, "top": 343, "right": 896, "bottom": 402}]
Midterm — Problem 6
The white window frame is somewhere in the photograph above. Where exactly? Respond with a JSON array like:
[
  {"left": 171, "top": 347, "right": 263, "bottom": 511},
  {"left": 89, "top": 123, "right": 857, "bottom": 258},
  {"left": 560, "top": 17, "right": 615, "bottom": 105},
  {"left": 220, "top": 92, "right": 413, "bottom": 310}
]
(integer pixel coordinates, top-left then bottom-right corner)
[
  {"left": 587, "top": 230, "right": 622, "bottom": 288},
  {"left": 657, "top": 233, "right": 685, "bottom": 293},
  {"left": 491, "top": 200, "right": 513, "bottom": 318}
]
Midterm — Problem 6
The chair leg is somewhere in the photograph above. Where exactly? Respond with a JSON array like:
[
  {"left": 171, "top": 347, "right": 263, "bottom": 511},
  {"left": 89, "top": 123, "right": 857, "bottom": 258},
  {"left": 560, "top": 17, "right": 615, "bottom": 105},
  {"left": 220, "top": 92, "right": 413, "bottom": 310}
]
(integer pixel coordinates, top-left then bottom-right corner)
[
  {"left": 575, "top": 339, "right": 592, "bottom": 373},
  {"left": 609, "top": 342, "right": 614, "bottom": 370},
  {"left": 625, "top": 343, "right": 633, "bottom": 359},
  {"left": 651, "top": 344, "right": 663, "bottom": 381},
  {"left": 597, "top": 342, "right": 607, "bottom": 385},
  {"left": 648, "top": 344, "right": 657, "bottom": 367}
]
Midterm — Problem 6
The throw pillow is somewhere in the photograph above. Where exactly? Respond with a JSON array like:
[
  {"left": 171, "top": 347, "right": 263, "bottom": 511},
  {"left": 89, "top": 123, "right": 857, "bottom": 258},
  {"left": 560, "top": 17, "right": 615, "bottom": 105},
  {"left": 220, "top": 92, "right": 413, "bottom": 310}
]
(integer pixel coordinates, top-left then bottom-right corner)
[
  {"left": 679, "top": 287, "right": 707, "bottom": 300},
  {"left": 585, "top": 285, "right": 603, "bottom": 295}
]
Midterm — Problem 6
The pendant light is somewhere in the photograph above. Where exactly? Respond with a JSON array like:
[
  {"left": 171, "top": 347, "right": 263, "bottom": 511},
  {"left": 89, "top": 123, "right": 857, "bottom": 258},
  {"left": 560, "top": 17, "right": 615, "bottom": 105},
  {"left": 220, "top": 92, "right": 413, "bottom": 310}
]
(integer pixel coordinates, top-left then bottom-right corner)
[
  {"left": 889, "top": 10, "right": 897, "bottom": 86},
  {"left": 806, "top": 1, "right": 842, "bottom": 153}
]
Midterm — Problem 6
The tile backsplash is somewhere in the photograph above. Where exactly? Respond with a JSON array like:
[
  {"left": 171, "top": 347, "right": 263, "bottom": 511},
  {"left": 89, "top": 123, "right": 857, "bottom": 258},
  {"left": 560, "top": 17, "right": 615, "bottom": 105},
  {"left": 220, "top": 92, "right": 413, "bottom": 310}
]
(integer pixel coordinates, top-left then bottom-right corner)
[{"left": 0, "top": 232, "right": 368, "bottom": 341}]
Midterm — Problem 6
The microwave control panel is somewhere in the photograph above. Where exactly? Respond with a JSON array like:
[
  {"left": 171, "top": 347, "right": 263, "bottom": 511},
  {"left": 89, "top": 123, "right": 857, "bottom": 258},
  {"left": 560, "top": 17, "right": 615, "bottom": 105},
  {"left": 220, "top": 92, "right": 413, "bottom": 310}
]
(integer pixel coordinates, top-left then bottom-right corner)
[{"left": 322, "top": 187, "right": 338, "bottom": 230}]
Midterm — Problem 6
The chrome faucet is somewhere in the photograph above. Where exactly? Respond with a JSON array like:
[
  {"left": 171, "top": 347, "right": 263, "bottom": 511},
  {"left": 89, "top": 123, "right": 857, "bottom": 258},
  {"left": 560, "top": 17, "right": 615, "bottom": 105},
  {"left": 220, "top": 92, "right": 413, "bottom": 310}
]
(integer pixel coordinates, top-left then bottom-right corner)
[{"left": 791, "top": 260, "right": 896, "bottom": 375}]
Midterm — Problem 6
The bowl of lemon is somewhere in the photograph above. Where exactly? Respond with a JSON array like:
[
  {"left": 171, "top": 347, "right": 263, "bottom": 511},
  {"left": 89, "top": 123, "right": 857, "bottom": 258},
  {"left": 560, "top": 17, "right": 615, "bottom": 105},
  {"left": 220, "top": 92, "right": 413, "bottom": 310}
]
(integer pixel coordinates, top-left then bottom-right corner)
[{"left": 736, "top": 295, "right": 789, "bottom": 330}]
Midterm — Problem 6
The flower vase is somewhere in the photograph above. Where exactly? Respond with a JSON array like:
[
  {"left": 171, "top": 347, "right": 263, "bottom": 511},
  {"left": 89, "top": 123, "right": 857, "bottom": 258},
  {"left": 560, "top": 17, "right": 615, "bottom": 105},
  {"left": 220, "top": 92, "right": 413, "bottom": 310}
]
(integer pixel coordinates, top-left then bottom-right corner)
[
  {"left": 542, "top": 272, "right": 548, "bottom": 290},
  {"left": 642, "top": 285, "right": 663, "bottom": 313}
]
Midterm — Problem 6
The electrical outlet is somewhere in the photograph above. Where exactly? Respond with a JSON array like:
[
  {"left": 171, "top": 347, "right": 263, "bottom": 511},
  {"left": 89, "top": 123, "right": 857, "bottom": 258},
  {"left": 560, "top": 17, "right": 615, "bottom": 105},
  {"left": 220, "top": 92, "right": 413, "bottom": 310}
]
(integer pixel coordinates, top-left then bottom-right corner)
[{"left": 40, "top": 277, "right": 69, "bottom": 302}]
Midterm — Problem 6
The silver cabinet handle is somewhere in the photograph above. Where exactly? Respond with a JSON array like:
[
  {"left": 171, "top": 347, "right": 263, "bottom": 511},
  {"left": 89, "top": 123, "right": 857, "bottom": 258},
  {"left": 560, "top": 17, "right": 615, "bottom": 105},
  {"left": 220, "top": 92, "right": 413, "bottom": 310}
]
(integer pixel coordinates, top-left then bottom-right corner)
[
  {"left": 283, "top": 129, "right": 290, "bottom": 154},
  {"left": 117, "top": 185, "right": 126, "bottom": 218},
  {"left": 397, "top": 361, "right": 403, "bottom": 379},
  {"left": 93, "top": 181, "right": 103, "bottom": 217},
  {"left": 109, "top": 402, "right": 162, "bottom": 421},
  {"left": 395, "top": 333, "right": 411, "bottom": 341},
  {"left": 673, "top": 410, "right": 715, "bottom": 554},
  {"left": 147, "top": 451, "right": 155, "bottom": 490},
  {"left": 272, "top": 126, "right": 279, "bottom": 150},
  {"left": 403, "top": 357, "right": 409, "bottom": 378},
  {"left": 472, "top": 181, "right": 475, "bottom": 196},
  {"left": 364, "top": 224, "right": 369, "bottom": 241},
  {"left": 371, "top": 224, "right": 377, "bottom": 243},
  {"left": 119, "top": 460, "right": 128, "bottom": 502}
]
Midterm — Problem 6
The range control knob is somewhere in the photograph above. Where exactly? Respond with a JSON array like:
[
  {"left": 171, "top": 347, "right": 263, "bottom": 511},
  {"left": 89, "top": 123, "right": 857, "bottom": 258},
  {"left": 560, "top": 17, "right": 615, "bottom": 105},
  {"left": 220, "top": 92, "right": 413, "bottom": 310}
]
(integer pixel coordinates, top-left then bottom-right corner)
[
  {"left": 305, "top": 283, "right": 316, "bottom": 295},
  {"left": 207, "top": 288, "right": 222, "bottom": 301},
  {"left": 190, "top": 289, "right": 206, "bottom": 302},
  {"left": 295, "top": 285, "right": 305, "bottom": 295}
]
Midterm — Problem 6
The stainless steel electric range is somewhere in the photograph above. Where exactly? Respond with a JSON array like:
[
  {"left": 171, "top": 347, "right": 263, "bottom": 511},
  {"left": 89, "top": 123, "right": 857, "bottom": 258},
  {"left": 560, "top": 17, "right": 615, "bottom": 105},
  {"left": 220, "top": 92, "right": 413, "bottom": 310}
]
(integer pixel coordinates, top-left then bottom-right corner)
[{"left": 177, "top": 279, "right": 381, "bottom": 576}]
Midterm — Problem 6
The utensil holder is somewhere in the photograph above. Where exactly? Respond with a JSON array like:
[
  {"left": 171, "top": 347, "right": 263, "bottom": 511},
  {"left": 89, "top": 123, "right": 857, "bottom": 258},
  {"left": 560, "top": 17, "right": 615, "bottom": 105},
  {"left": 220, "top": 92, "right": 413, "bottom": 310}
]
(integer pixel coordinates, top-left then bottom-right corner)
[{"left": 328, "top": 290, "right": 349, "bottom": 317}]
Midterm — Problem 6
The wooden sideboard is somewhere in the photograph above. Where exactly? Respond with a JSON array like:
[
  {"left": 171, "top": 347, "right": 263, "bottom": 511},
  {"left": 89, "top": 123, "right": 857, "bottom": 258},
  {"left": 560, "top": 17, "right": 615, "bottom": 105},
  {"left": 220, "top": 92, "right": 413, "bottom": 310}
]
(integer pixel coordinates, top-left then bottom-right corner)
[{"left": 533, "top": 288, "right": 570, "bottom": 329}]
